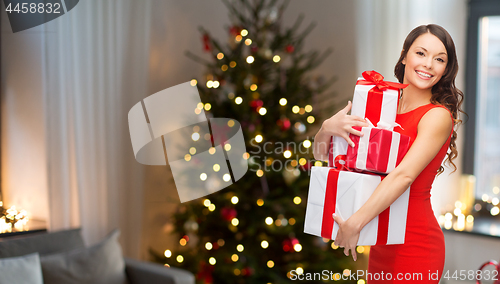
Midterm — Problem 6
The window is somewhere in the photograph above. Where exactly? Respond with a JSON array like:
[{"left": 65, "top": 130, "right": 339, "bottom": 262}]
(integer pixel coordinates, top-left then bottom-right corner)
[{"left": 464, "top": 0, "right": 500, "bottom": 224}]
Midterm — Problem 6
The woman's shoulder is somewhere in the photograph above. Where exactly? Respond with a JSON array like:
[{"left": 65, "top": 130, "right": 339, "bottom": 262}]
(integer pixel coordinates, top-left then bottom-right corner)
[{"left": 419, "top": 104, "right": 453, "bottom": 132}]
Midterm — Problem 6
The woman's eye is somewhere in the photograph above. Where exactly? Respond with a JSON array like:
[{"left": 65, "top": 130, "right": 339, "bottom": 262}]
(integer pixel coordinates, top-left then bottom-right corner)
[
  {"left": 416, "top": 51, "right": 424, "bottom": 56},
  {"left": 437, "top": 58, "right": 446, "bottom": 63}
]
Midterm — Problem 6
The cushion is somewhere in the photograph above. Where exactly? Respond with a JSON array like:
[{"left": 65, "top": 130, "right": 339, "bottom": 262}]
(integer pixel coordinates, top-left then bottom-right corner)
[
  {"left": 0, "top": 228, "right": 85, "bottom": 258},
  {"left": 0, "top": 253, "right": 44, "bottom": 284},
  {"left": 40, "top": 229, "right": 128, "bottom": 284}
]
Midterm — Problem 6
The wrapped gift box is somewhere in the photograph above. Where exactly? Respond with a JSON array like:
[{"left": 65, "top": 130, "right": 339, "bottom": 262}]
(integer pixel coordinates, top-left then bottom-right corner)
[
  {"left": 304, "top": 166, "right": 410, "bottom": 246},
  {"left": 346, "top": 126, "right": 411, "bottom": 174},
  {"left": 351, "top": 71, "right": 407, "bottom": 131}
]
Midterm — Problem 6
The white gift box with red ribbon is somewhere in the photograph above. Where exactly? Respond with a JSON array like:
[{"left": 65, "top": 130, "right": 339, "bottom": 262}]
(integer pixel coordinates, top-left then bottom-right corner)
[
  {"left": 351, "top": 71, "right": 407, "bottom": 131},
  {"left": 345, "top": 126, "right": 411, "bottom": 174},
  {"left": 304, "top": 166, "right": 410, "bottom": 246}
]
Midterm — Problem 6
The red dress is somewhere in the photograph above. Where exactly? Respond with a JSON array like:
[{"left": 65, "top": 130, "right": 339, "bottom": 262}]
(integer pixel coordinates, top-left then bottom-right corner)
[{"left": 367, "top": 103, "right": 451, "bottom": 283}]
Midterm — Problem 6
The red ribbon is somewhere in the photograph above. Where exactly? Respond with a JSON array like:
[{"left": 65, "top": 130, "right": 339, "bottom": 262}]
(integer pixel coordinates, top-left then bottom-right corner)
[
  {"left": 321, "top": 169, "right": 339, "bottom": 239},
  {"left": 346, "top": 127, "right": 411, "bottom": 174},
  {"left": 320, "top": 168, "right": 391, "bottom": 245},
  {"left": 357, "top": 70, "right": 408, "bottom": 91}
]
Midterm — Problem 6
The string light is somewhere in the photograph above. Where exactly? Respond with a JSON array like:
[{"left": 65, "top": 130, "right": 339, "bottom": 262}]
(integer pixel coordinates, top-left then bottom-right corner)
[
  {"left": 296, "top": 267, "right": 304, "bottom": 274},
  {"left": 356, "top": 246, "right": 365, "bottom": 254},
  {"left": 257, "top": 199, "right": 264, "bottom": 206},
  {"left": 250, "top": 84, "right": 258, "bottom": 91},
  {"left": 491, "top": 207, "right": 499, "bottom": 216},
  {"left": 205, "top": 242, "right": 213, "bottom": 250},
  {"left": 256, "top": 170, "right": 264, "bottom": 177},
  {"left": 299, "top": 108, "right": 306, "bottom": 115},
  {"left": 235, "top": 97, "right": 243, "bottom": 104},
  {"left": 292, "top": 106, "right": 300, "bottom": 113},
  {"left": 223, "top": 173, "right": 231, "bottom": 182},
  {"left": 240, "top": 29, "right": 248, "bottom": 36},
  {"left": 184, "top": 154, "right": 191, "bottom": 161},
  {"left": 293, "top": 196, "right": 302, "bottom": 204},
  {"left": 259, "top": 107, "right": 267, "bottom": 115},
  {"left": 231, "top": 254, "right": 239, "bottom": 262},
  {"left": 164, "top": 250, "right": 172, "bottom": 258},
  {"left": 265, "top": 217, "right": 273, "bottom": 225},
  {"left": 261, "top": 240, "right": 269, "bottom": 249},
  {"left": 279, "top": 98, "right": 287, "bottom": 105},
  {"left": 267, "top": 260, "right": 275, "bottom": 268},
  {"left": 246, "top": 56, "right": 255, "bottom": 64},
  {"left": 273, "top": 55, "right": 281, "bottom": 62},
  {"left": 209, "top": 257, "right": 216, "bottom": 265},
  {"left": 235, "top": 35, "right": 242, "bottom": 42},
  {"left": 305, "top": 105, "right": 313, "bottom": 112},
  {"left": 493, "top": 198, "right": 499, "bottom": 206},
  {"left": 221, "top": 65, "right": 228, "bottom": 71},
  {"left": 288, "top": 218, "right": 296, "bottom": 225},
  {"left": 179, "top": 238, "right": 187, "bottom": 246},
  {"left": 176, "top": 255, "right": 184, "bottom": 263},
  {"left": 231, "top": 218, "right": 239, "bottom": 226},
  {"left": 245, "top": 39, "right": 252, "bottom": 45},
  {"left": 237, "top": 244, "right": 244, "bottom": 252},
  {"left": 200, "top": 173, "right": 207, "bottom": 181},
  {"left": 482, "top": 194, "right": 489, "bottom": 202},
  {"left": 255, "top": 135, "right": 263, "bottom": 143},
  {"left": 217, "top": 53, "right": 224, "bottom": 59},
  {"left": 243, "top": 152, "right": 250, "bottom": 160},
  {"left": 231, "top": 196, "right": 239, "bottom": 204},
  {"left": 192, "top": 133, "right": 200, "bottom": 141},
  {"left": 208, "top": 204, "right": 216, "bottom": 211},
  {"left": 227, "top": 120, "right": 235, "bottom": 127},
  {"left": 203, "top": 199, "right": 211, "bottom": 207},
  {"left": 190, "top": 79, "right": 197, "bottom": 86},
  {"left": 206, "top": 80, "right": 214, "bottom": 88},
  {"left": 303, "top": 140, "right": 312, "bottom": 148},
  {"left": 283, "top": 150, "right": 292, "bottom": 158},
  {"left": 229, "top": 61, "right": 237, "bottom": 68},
  {"left": 224, "top": 144, "right": 231, "bottom": 151},
  {"left": 213, "top": 164, "right": 220, "bottom": 172},
  {"left": 307, "top": 116, "right": 315, "bottom": 123},
  {"left": 189, "top": 147, "right": 196, "bottom": 155},
  {"left": 299, "top": 158, "right": 307, "bottom": 166},
  {"left": 293, "top": 243, "right": 302, "bottom": 252}
]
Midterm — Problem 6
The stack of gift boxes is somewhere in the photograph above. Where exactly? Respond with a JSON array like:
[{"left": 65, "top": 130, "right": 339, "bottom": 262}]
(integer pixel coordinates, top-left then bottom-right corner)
[{"left": 304, "top": 71, "right": 412, "bottom": 246}]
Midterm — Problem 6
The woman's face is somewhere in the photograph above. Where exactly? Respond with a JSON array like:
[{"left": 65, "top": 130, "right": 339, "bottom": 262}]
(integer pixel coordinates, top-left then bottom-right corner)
[{"left": 402, "top": 33, "right": 448, "bottom": 91}]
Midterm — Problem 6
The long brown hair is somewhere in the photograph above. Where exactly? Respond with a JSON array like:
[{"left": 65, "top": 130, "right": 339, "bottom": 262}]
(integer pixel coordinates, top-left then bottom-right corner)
[{"left": 394, "top": 24, "right": 464, "bottom": 174}]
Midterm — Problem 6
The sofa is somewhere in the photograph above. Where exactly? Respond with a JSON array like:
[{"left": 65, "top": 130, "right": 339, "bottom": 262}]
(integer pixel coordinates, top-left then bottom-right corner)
[{"left": 0, "top": 228, "right": 195, "bottom": 284}]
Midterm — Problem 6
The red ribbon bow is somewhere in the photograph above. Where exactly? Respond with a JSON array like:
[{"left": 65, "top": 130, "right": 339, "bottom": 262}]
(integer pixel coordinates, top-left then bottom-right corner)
[{"left": 357, "top": 70, "right": 408, "bottom": 91}]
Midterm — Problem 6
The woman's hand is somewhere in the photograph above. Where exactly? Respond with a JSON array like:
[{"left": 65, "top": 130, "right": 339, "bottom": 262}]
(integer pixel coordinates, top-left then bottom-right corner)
[
  {"left": 321, "top": 101, "right": 369, "bottom": 147},
  {"left": 313, "top": 101, "right": 370, "bottom": 160},
  {"left": 332, "top": 213, "right": 361, "bottom": 262}
]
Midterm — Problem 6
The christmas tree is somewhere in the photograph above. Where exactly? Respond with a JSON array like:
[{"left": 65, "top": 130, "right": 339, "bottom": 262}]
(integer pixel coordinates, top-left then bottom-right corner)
[{"left": 152, "top": 0, "right": 354, "bottom": 283}]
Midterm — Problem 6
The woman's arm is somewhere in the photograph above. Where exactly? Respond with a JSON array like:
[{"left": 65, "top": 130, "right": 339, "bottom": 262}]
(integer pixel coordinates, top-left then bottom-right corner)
[
  {"left": 333, "top": 107, "right": 453, "bottom": 261},
  {"left": 313, "top": 101, "right": 369, "bottom": 161}
]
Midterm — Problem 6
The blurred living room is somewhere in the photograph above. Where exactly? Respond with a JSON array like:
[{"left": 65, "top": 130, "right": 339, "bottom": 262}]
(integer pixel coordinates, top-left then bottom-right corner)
[{"left": 1, "top": 0, "right": 500, "bottom": 283}]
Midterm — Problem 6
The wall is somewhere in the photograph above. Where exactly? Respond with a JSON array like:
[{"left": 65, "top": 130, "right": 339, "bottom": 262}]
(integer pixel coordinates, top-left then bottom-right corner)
[{"left": 1, "top": 5, "right": 49, "bottom": 223}]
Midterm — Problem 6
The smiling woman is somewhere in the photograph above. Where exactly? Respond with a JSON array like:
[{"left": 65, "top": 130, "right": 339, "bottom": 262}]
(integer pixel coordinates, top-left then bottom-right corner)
[{"left": 315, "top": 24, "right": 464, "bottom": 284}]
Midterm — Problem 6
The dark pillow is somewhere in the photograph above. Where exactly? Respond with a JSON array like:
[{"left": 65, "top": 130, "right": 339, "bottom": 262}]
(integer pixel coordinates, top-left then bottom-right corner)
[
  {"left": 0, "top": 228, "right": 85, "bottom": 258},
  {"left": 0, "top": 253, "right": 43, "bottom": 284},
  {"left": 40, "top": 229, "right": 128, "bottom": 284}
]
